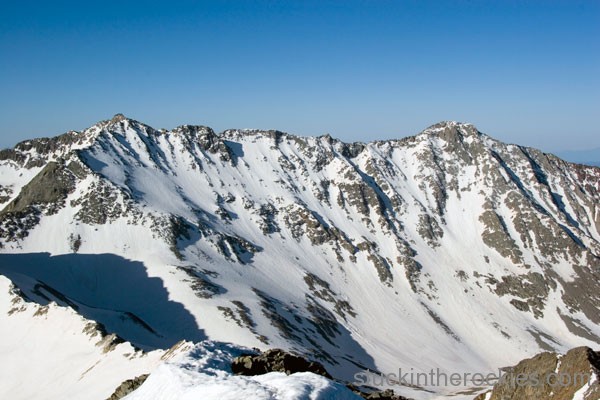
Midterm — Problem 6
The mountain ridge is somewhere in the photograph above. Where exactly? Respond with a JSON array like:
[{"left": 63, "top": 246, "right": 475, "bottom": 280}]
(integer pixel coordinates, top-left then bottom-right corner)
[
  {"left": 1, "top": 115, "right": 577, "bottom": 158},
  {"left": 3, "top": 115, "right": 598, "bottom": 180},
  {"left": 1, "top": 116, "right": 599, "bottom": 399}
]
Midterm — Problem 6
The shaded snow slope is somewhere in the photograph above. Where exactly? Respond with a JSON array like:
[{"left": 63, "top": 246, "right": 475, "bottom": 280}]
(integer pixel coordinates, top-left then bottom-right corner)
[{"left": 0, "top": 275, "right": 179, "bottom": 400}]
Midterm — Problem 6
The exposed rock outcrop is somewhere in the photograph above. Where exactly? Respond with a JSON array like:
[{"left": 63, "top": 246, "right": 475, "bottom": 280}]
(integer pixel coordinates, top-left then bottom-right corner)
[
  {"left": 231, "top": 349, "right": 410, "bottom": 400},
  {"left": 475, "top": 347, "right": 600, "bottom": 400},
  {"left": 231, "top": 348, "right": 332, "bottom": 378},
  {"left": 106, "top": 374, "right": 149, "bottom": 400}
]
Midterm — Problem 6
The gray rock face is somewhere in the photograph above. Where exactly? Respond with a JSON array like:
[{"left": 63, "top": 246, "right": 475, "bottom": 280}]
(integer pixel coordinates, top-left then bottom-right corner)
[
  {"left": 0, "top": 161, "right": 80, "bottom": 242},
  {"left": 2, "top": 161, "right": 76, "bottom": 215},
  {"left": 106, "top": 374, "right": 149, "bottom": 400}
]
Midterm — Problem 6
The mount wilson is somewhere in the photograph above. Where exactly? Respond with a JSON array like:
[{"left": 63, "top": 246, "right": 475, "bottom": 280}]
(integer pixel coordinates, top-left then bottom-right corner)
[{"left": 1, "top": 115, "right": 599, "bottom": 399}]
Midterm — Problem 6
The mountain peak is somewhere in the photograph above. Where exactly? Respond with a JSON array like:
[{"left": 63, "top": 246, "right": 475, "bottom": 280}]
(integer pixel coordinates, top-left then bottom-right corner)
[
  {"left": 101, "top": 113, "right": 143, "bottom": 130},
  {"left": 425, "top": 120, "right": 477, "bottom": 132},
  {"left": 110, "top": 113, "right": 128, "bottom": 123},
  {"left": 97, "top": 114, "right": 157, "bottom": 137},
  {"left": 419, "top": 120, "right": 481, "bottom": 144}
]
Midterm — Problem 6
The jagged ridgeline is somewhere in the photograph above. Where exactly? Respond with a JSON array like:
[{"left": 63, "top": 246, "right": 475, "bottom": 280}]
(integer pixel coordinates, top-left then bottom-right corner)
[{"left": 1, "top": 115, "right": 600, "bottom": 399}]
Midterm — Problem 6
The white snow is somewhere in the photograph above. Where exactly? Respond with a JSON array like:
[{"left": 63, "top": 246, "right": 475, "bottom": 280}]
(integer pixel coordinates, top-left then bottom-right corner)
[
  {"left": 572, "top": 370, "right": 597, "bottom": 400},
  {"left": 0, "top": 275, "right": 178, "bottom": 400},
  {"left": 124, "top": 342, "right": 361, "bottom": 400}
]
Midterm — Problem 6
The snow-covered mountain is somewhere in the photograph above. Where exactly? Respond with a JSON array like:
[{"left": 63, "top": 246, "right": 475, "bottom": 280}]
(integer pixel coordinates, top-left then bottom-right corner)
[{"left": 1, "top": 115, "right": 599, "bottom": 399}]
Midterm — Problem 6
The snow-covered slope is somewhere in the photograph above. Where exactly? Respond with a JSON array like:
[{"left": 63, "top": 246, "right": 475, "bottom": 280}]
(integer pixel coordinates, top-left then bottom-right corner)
[
  {"left": 1, "top": 115, "right": 599, "bottom": 399},
  {"left": 0, "top": 274, "right": 177, "bottom": 400},
  {"left": 123, "top": 341, "right": 361, "bottom": 400}
]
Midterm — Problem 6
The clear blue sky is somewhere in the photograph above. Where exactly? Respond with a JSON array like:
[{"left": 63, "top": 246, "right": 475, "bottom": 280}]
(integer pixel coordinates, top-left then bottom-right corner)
[{"left": 1, "top": 0, "right": 598, "bottom": 152}]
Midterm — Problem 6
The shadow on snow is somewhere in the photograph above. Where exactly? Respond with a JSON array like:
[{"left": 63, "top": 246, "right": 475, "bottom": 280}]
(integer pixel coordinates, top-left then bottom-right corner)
[{"left": 0, "top": 252, "right": 205, "bottom": 350}]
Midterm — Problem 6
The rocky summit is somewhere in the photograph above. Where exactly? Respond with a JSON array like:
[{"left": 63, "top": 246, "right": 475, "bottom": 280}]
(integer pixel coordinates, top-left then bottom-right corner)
[{"left": 0, "top": 115, "right": 599, "bottom": 399}]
